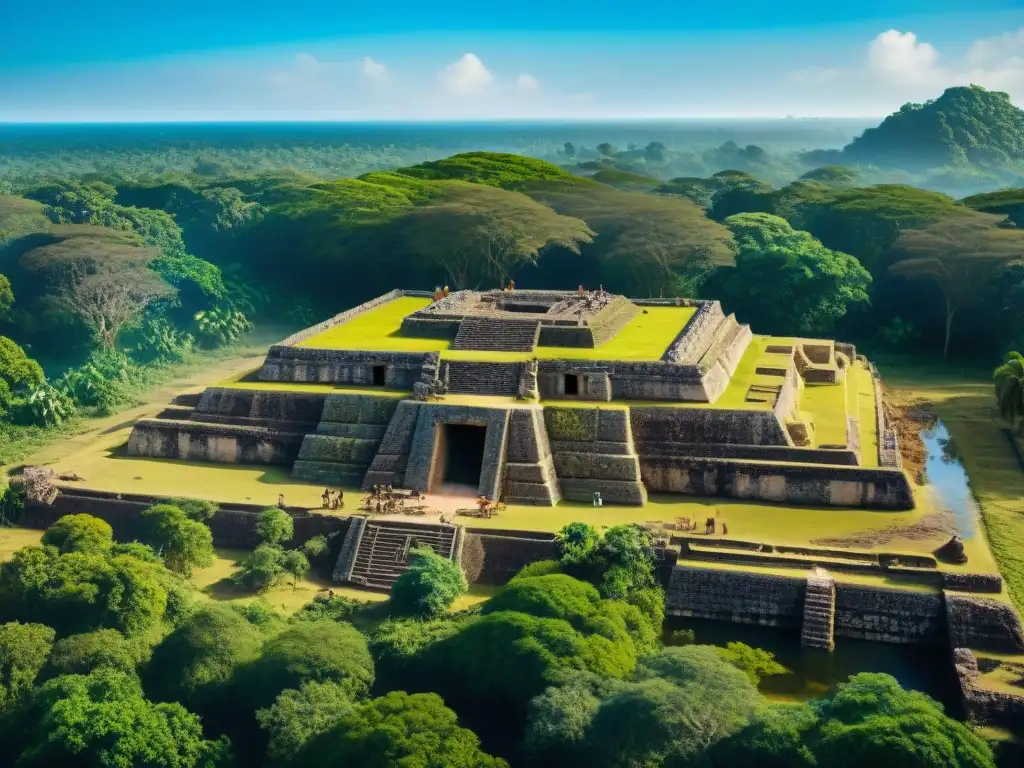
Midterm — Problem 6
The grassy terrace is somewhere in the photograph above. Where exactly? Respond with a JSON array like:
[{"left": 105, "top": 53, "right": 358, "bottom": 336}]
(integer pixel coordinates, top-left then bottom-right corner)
[{"left": 296, "top": 295, "right": 697, "bottom": 362}]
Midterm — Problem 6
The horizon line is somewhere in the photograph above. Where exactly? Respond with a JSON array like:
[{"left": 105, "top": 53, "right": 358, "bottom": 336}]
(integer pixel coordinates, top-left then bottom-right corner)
[{"left": 0, "top": 115, "right": 886, "bottom": 125}]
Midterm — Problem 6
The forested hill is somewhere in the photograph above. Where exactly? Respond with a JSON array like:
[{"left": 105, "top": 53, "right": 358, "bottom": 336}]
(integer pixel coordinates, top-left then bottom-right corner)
[{"left": 842, "top": 85, "right": 1024, "bottom": 170}]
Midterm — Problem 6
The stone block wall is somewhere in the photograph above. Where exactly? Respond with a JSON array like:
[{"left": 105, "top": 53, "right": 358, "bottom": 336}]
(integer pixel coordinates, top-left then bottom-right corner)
[
  {"left": 292, "top": 394, "right": 401, "bottom": 485},
  {"left": 191, "top": 387, "right": 329, "bottom": 430},
  {"left": 259, "top": 348, "right": 429, "bottom": 388},
  {"left": 503, "top": 408, "right": 561, "bottom": 505},
  {"left": 953, "top": 648, "right": 1024, "bottom": 732},
  {"left": 127, "top": 420, "right": 305, "bottom": 465},
  {"left": 631, "top": 406, "right": 790, "bottom": 448},
  {"left": 641, "top": 455, "right": 914, "bottom": 509},
  {"left": 666, "top": 565, "right": 807, "bottom": 627},
  {"left": 663, "top": 301, "right": 723, "bottom": 364},
  {"left": 945, "top": 593, "right": 1024, "bottom": 652},
  {"left": 833, "top": 584, "right": 945, "bottom": 644},
  {"left": 543, "top": 406, "right": 646, "bottom": 504},
  {"left": 460, "top": 531, "right": 559, "bottom": 585}
]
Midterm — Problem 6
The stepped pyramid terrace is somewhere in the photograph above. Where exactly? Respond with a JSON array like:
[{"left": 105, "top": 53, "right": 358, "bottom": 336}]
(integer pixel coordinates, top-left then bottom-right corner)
[{"left": 122, "top": 288, "right": 912, "bottom": 511}]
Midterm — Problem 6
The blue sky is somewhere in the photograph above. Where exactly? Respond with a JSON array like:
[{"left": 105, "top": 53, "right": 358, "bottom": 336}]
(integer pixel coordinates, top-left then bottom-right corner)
[{"left": 1, "top": 1, "right": 1022, "bottom": 121}]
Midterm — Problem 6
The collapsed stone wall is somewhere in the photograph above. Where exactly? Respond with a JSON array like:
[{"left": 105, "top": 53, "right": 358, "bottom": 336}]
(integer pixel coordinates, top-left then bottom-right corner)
[
  {"left": 543, "top": 406, "right": 646, "bottom": 505},
  {"left": 461, "top": 531, "right": 559, "bottom": 585},
  {"left": 21, "top": 490, "right": 347, "bottom": 549}
]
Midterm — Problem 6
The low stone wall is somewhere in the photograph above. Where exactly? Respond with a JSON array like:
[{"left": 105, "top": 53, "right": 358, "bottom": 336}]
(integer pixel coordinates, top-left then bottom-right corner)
[
  {"left": 945, "top": 593, "right": 1024, "bottom": 652},
  {"left": 631, "top": 406, "right": 790, "bottom": 448},
  {"left": 834, "top": 583, "right": 945, "bottom": 644},
  {"left": 192, "top": 387, "right": 329, "bottom": 429},
  {"left": 640, "top": 454, "right": 914, "bottom": 509},
  {"left": 259, "top": 347, "right": 428, "bottom": 387},
  {"left": 942, "top": 573, "right": 1003, "bottom": 593},
  {"left": 127, "top": 419, "right": 306, "bottom": 465},
  {"left": 460, "top": 531, "right": 559, "bottom": 585},
  {"left": 21, "top": 490, "right": 348, "bottom": 549},
  {"left": 953, "top": 648, "right": 1024, "bottom": 733},
  {"left": 665, "top": 565, "right": 806, "bottom": 628}
]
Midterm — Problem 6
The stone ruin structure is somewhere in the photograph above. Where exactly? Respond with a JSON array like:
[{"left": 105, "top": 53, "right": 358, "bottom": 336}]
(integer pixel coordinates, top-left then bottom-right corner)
[{"left": 126, "top": 288, "right": 913, "bottom": 509}]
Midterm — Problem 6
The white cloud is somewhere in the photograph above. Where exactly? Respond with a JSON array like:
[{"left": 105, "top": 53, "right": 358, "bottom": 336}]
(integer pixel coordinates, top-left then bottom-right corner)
[
  {"left": 789, "top": 27, "right": 1024, "bottom": 109},
  {"left": 867, "top": 30, "right": 938, "bottom": 83},
  {"left": 438, "top": 53, "right": 493, "bottom": 95},
  {"left": 361, "top": 57, "right": 389, "bottom": 83},
  {"left": 516, "top": 73, "right": 539, "bottom": 93}
]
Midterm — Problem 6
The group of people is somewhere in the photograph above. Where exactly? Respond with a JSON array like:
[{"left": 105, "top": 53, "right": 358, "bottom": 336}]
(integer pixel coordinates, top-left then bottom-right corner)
[
  {"left": 432, "top": 286, "right": 451, "bottom": 301},
  {"left": 320, "top": 488, "right": 345, "bottom": 510},
  {"left": 362, "top": 484, "right": 422, "bottom": 515},
  {"left": 675, "top": 516, "right": 729, "bottom": 536}
]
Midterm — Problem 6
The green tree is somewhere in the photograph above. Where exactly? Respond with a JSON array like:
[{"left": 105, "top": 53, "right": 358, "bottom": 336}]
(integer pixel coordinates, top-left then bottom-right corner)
[
  {"left": 255, "top": 680, "right": 355, "bottom": 764},
  {"left": 234, "top": 543, "right": 308, "bottom": 592},
  {"left": 13, "top": 668, "right": 230, "bottom": 768},
  {"left": 0, "top": 274, "right": 13, "bottom": 318},
  {"left": 995, "top": 351, "right": 1024, "bottom": 434},
  {"left": 144, "top": 605, "right": 264, "bottom": 720},
  {"left": 292, "top": 594, "right": 362, "bottom": 624},
  {"left": 0, "top": 621, "right": 55, "bottom": 709},
  {"left": 0, "top": 546, "right": 169, "bottom": 637},
  {"left": 722, "top": 213, "right": 871, "bottom": 335},
  {"left": 390, "top": 547, "right": 467, "bottom": 618},
  {"left": 141, "top": 503, "right": 214, "bottom": 576},
  {"left": 42, "top": 629, "right": 144, "bottom": 679},
  {"left": 256, "top": 507, "right": 293, "bottom": 545},
  {"left": 811, "top": 673, "right": 995, "bottom": 768},
  {"left": 164, "top": 497, "right": 218, "bottom": 523},
  {"left": 0, "top": 336, "right": 44, "bottom": 415},
  {"left": 40, "top": 514, "right": 113, "bottom": 555},
  {"left": 482, "top": 574, "right": 603, "bottom": 629},
  {"left": 708, "top": 702, "right": 819, "bottom": 768},
  {"left": 557, "top": 522, "right": 600, "bottom": 567},
  {"left": 368, "top": 615, "right": 471, "bottom": 692},
  {"left": 890, "top": 211, "right": 1024, "bottom": 357},
  {"left": 236, "top": 621, "right": 374, "bottom": 713},
  {"left": 293, "top": 690, "right": 508, "bottom": 768},
  {"left": 20, "top": 226, "right": 175, "bottom": 348},
  {"left": 524, "top": 671, "right": 619, "bottom": 764},
  {"left": 716, "top": 641, "right": 788, "bottom": 685}
]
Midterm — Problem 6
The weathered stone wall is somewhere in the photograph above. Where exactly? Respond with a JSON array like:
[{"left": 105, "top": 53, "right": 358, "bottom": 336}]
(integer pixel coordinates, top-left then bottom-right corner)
[
  {"left": 260, "top": 348, "right": 428, "bottom": 388},
  {"left": 292, "top": 394, "right": 401, "bottom": 485},
  {"left": 191, "top": 387, "right": 328, "bottom": 430},
  {"left": 833, "top": 583, "right": 945, "bottom": 644},
  {"left": 22, "top": 490, "right": 348, "bottom": 549},
  {"left": 641, "top": 454, "right": 914, "bottom": 509},
  {"left": 127, "top": 420, "right": 305, "bottom": 465},
  {"left": 663, "top": 301, "right": 722, "bottom": 364},
  {"left": 503, "top": 408, "right": 561, "bottom": 505},
  {"left": 461, "top": 531, "right": 559, "bottom": 585},
  {"left": 953, "top": 648, "right": 1024, "bottom": 733},
  {"left": 631, "top": 406, "right": 789, "bottom": 448},
  {"left": 666, "top": 565, "right": 807, "bottom": 627},
  {"left": 945, "top": 593, "right": 1024, "bottom": 652},
  {"left": 543, "top": 406, "right": 646, "bottom": 504}
]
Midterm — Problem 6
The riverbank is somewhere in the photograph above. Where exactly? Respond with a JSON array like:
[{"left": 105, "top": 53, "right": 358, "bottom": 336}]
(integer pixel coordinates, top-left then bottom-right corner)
[{"left": 881, "top": 361, "right": 1024, "bottom": 613}]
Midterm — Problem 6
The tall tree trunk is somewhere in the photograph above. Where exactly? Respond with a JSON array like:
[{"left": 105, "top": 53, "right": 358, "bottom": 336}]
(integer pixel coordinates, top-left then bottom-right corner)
[{"left": 943, "top": 295, "right": 957, "bottom": 359}]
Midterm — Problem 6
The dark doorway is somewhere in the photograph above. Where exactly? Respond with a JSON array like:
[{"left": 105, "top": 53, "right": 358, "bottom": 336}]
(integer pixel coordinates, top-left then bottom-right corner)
[
  {"left": 372, "top": 365, "right": 387, "bottom": 386},
  {"left": 501, "top": 301, "right": 550, "bottom": 314},
  {"left": 443, "top": 424, "right": 487, "bottom": 488},
  {"left": 564, "top": 374, "right": 579, "bottom": 396}
]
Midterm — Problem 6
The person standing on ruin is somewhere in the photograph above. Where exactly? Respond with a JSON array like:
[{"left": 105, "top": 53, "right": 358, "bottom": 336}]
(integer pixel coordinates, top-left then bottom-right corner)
[
  {"left": 278, "top": 493, "right": 285, "bottom": 509},
  {"left": 322, "top": 488, "right": 331, "bottom": 508},
  {"left": 578, "top": 284, "right": 585, "bottom": 297},
  {"left": 443, "top": 285, "right": 450, "bottom": 298}
]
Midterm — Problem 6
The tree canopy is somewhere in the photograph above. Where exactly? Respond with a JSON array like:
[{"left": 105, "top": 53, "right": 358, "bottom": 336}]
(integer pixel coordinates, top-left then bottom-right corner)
[{"left": 390, "top": 547, "right": 467, "bottom": 618}]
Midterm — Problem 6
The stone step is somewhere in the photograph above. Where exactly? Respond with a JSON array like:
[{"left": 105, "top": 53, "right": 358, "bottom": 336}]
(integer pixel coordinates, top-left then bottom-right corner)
[
  {"left": 444, "top": 361, "right": 522, "bottom": 396},
  {"left": 452, "top": 317, "right": 540, "bottom": 352}
]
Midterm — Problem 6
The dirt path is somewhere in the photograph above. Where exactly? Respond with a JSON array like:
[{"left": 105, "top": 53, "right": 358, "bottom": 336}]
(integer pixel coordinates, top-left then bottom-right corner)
[{"left": 6, "top": 351, "right": 265, "bottom": 475}]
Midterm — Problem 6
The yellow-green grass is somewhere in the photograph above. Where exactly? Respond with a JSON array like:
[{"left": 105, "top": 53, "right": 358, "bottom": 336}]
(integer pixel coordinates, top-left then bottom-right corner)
[
  {"left": 298, "top": 297, "right": 443, "bottom": 353},
  {"left": 856, "top": 364, "right": 880, "bottom": 467},
  {"left": 801, "top": 380, "right": 849, "bottom": 448},
  {"left": 297, "top": 296, "right": 696, "bottom": 363},
  {"left": 882, "top": 362, "right": 1024, "bottom": 612},
  {"left": 0, "top": 527, "right": 42, "bottom": 559}
]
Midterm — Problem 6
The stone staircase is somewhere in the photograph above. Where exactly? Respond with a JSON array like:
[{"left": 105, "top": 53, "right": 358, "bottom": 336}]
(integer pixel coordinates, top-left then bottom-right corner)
[
  {"left": 801, "top": 571, "right": 836, "bottom": 650},
  {"left": 451, "top": 317, "right": 540, "bottom": 352},
  {"left": 443, "top": 361, "right": 523, "bottom": 396},
  {"left": 332, "top": 518, "right": 463, "bottom": 590}
]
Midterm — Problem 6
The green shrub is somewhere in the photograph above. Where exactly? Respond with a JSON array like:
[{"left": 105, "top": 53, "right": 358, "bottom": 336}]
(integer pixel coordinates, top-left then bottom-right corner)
[
  {"left": 256, "top": 507, "right": 293, "bottom": 545},
  {"left": 164, "top": 497, "right": 218, "bottom": 523},
  {"left": 41, "top": 514, "right": 113, "bottom": 554},
  {"left": 194, "top": 306, "right": 252, "bottom": 347},
  {"left": 390, "top": 547, "right": 467, "bottom": 618}
]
